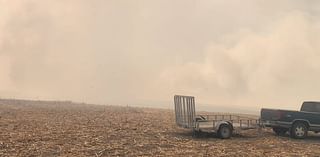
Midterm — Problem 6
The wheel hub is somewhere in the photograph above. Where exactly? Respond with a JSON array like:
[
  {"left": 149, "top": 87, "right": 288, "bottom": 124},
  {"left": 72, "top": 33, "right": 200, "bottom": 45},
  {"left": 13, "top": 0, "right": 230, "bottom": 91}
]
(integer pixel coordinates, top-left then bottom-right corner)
[
  {"left": 295, "top": 126, "right": 305, "bottom": 137},
  {"left": 221, "top": 127, "right": 230, "bottom": 137}
]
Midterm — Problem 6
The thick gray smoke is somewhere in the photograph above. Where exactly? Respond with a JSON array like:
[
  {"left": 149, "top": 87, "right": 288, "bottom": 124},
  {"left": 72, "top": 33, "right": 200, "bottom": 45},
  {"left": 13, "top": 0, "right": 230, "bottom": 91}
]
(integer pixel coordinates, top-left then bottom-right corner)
[
  {"left": 157, "top": 11, "right": 320, "bottom": 110},
  {"left": 1, "top": 0, "right": 320, "bottom": 111}
]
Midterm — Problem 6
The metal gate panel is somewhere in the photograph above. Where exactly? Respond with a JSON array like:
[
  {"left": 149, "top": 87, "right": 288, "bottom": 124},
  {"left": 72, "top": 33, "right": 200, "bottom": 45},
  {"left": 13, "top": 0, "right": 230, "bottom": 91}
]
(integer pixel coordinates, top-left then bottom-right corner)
[{"left": 174, "top": 95, "right": 196, "bottom": 128}]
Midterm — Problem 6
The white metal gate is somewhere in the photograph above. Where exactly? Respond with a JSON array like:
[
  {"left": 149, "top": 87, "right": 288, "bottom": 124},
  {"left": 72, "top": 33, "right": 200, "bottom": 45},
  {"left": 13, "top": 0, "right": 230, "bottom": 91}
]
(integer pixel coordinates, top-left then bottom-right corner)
[{"left": 174, "top": 95, "right": 196, "bottom": 128}]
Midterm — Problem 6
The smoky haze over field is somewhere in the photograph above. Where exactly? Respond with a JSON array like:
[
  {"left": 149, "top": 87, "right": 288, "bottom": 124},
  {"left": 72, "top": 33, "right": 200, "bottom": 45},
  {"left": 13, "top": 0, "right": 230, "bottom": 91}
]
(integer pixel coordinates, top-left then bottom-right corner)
[{"left": 1, "top": 0, "right": 320, "bottom": 112}]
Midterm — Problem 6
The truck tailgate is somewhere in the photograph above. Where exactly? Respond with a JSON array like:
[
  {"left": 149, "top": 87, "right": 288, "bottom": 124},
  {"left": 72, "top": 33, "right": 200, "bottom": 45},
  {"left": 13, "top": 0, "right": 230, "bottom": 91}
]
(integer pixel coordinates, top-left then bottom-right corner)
[{"left": 261, "top": 108, "right": 281, "bottom": 121}]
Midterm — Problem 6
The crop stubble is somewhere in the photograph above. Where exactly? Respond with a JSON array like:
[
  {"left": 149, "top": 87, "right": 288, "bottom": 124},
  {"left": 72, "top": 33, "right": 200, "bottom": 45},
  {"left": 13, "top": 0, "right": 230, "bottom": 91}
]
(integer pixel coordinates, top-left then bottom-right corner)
[{"left": 0, "top": 100, "right": 320, "bottom": 156}]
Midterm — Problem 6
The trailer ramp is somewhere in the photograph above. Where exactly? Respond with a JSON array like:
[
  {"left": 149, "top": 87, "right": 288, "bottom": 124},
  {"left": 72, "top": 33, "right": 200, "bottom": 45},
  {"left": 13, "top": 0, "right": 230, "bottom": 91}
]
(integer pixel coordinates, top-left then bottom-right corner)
[{"left": 174, "top": 95, "right": 196, "bottom": 128}]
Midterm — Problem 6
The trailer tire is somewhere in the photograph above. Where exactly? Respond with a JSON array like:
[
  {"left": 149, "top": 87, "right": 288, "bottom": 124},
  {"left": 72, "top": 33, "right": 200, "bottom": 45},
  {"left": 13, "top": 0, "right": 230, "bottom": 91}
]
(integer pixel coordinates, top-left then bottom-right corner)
[
  {"left": 218, "top": 124, "right": 232, "bottom": 139},
  {"left": 291, "top": 122, "right": 308, "bottom": 139}
]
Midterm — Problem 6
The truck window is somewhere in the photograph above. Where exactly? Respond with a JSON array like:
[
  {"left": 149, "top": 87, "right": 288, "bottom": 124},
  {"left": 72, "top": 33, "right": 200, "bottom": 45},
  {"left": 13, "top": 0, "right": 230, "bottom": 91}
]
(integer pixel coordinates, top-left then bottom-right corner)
[
  {"left": 301, "top": 102, "right": 320, "bottom": 112},
  {"left": 315, "top": 105, "right": 320, "bottom": 112}
]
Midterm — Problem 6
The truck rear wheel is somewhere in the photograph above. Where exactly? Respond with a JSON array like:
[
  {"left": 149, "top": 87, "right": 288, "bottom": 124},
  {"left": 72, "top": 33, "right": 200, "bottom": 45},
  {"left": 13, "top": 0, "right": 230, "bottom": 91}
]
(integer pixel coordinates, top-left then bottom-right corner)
[
  {"left": 218, "top": 124, "right": 232, "bottom": 139},
  {"left": 291, "top": 122, "right": 308, "bottom": 139},
  {"left": 272, "top": 127, "right": 288, "bottom": 135}
]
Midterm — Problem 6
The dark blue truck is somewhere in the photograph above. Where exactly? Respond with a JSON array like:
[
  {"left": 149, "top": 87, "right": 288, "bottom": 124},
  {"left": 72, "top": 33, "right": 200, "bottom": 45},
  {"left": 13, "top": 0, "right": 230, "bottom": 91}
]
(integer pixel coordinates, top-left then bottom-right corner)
[{"left": 261, "top": 101, "right": 320, "bottom": 139}]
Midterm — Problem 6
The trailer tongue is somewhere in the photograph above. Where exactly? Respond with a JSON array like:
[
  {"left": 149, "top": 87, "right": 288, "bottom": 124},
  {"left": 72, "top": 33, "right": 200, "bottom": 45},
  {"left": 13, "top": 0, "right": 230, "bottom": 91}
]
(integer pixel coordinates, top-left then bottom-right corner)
[{"left": 174, "top": 95, "right": 260, "bottom": 139}]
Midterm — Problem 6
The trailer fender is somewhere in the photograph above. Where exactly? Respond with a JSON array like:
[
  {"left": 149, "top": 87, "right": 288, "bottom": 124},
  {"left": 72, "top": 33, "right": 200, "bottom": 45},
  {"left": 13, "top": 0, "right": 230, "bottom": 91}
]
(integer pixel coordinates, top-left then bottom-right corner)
[{"left": 215, "top": 121, "right": 233, "bottom": 131}]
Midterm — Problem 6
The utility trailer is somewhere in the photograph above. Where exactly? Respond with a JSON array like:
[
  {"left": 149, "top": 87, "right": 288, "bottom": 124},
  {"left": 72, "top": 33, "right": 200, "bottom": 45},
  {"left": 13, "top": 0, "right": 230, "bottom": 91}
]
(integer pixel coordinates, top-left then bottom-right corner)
[{"left": 174, "top": 95, "right": 260, "bottom": 139}]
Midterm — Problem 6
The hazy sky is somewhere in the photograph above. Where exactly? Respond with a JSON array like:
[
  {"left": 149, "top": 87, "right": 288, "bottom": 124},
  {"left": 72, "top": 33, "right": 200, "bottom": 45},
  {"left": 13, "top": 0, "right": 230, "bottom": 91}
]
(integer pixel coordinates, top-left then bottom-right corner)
[{"left": 1, "top": 0, "right": 320, "bottom": 111}]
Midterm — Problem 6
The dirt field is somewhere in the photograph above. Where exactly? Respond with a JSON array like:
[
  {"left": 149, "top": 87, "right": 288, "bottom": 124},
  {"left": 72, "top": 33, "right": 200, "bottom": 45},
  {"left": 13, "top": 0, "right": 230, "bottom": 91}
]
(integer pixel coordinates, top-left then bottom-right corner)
[{"left": 1, "top": 99, "right": 320, "bottom": 157}]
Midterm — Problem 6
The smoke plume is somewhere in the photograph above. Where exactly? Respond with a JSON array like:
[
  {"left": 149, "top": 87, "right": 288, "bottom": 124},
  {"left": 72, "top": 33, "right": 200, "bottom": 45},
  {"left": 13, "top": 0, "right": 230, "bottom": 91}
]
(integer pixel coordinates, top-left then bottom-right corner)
[{"left": 1, "top": 0, "right": 320, "bottom": 111}]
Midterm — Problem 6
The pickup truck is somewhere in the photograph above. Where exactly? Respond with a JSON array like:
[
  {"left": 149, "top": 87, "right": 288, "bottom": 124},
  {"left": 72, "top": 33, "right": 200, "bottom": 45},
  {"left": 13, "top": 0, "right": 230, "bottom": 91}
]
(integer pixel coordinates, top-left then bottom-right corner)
[{"left": 261, "top": 101, "right": 320, "bottom": 139}]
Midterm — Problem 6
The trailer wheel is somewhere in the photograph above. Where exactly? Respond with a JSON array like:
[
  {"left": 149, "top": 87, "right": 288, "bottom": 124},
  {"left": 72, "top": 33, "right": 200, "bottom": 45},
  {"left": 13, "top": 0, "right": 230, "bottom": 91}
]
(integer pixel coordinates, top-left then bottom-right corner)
[
  {"left": 291, "top": 122, "right": 308, "bottom": 139},
  {"left": 218, "top": 124, "right": 232, "bottom": 139}
]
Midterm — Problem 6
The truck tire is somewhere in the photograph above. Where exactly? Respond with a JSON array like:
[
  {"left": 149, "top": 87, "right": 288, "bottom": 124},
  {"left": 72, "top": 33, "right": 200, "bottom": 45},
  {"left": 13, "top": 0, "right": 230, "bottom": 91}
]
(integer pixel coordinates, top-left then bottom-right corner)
[
  {"left": 272, "top": 127, "right": 288, "bottom": 135},
  {"left": 291, "top": 122, "right": 308, "bottom": 139},
  {"left": 218, "top": 124, "right": 232, "bottom": 139}
]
